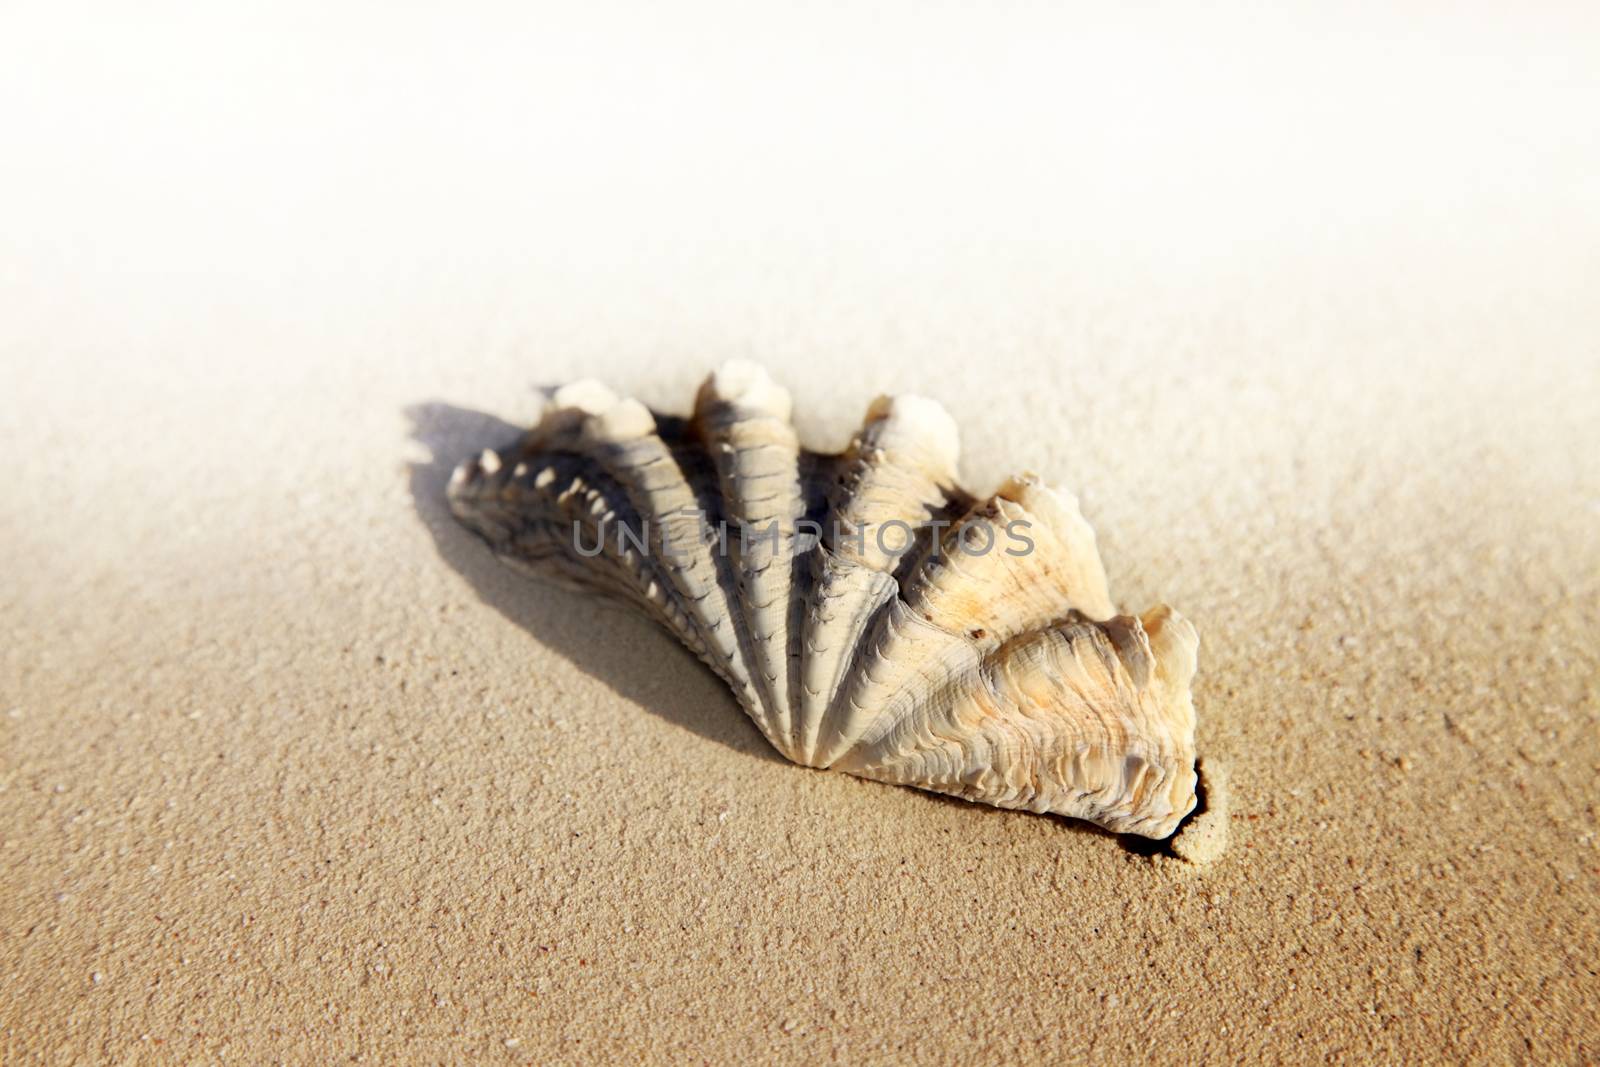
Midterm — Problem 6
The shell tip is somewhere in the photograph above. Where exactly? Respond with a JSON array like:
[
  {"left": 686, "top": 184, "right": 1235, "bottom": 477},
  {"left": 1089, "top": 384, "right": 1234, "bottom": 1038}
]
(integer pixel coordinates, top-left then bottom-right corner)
[
  {"left": 550, "top": 379, "right": 619, "bottom": 416},
  {"left": 865, "top": 394, "right": 961, "bottom": 474},
  {"left": 703, "top": 360, "right": 792, "bottom": 419}
]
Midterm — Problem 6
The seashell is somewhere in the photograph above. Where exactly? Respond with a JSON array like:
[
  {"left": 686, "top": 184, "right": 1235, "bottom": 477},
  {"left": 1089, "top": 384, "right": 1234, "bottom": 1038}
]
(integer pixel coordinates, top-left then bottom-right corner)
[{"left": 447, "top": 363, "right": 1201, "bottom": 839}]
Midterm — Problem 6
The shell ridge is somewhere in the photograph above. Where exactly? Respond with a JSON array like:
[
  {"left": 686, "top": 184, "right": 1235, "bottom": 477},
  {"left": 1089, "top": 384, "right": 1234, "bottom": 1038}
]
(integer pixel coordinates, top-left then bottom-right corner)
[
  {"left": 584, "top": 435, "right": 766, "bottom": 718},
  {"left": 797, "top": 396, "right": 965, "bottom": 764},
  {"left": 691, "top": 364, "right": 807, "bottom": 757},
  {"left": 838, "top": 616, "right": 1197, "bottom": 836},
  {"left": 447, "top": 446, "right": 722, "bottom": 677},
  {"left": 516, "top": 394, "right": 770, "bottom": 724}
]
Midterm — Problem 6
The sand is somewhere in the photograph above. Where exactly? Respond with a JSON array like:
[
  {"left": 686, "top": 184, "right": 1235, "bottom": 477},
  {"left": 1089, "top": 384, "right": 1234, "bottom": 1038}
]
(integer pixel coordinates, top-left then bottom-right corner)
[{"left": 3, "top": 3, "right": 1598, "bottom": 1062}]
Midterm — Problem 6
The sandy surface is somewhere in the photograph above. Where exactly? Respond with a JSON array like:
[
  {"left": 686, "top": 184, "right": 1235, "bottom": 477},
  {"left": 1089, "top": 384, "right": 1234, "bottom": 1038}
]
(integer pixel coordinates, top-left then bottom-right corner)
[{"left": 3, "top": 3, "right": 1598, "bottom": 1062}]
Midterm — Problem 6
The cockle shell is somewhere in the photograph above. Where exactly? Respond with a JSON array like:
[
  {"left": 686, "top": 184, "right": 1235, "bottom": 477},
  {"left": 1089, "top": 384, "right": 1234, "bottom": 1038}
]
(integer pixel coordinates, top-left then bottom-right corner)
[{"left": 448, "top": 362, "right": 1201, "bottom": 839}]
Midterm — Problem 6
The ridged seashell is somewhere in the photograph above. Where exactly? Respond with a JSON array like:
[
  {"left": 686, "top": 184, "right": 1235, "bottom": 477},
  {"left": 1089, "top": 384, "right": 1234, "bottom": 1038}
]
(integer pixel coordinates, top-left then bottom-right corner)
[{"left": 448, "top": 363, "right": 1201, "bottom": 839}]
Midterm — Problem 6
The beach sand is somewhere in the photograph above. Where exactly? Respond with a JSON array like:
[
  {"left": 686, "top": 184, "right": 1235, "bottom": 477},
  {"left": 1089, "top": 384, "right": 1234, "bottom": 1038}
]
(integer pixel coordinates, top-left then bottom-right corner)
[{"left": 3, "top": 3, "right": 1597, "bottom": 1061}]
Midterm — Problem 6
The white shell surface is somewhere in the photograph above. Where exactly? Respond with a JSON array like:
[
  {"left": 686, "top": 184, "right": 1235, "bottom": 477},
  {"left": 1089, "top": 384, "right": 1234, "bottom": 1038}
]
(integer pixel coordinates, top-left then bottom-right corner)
[{"left": 448, "top": 362, "right": 1201, "bottom": 839}]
